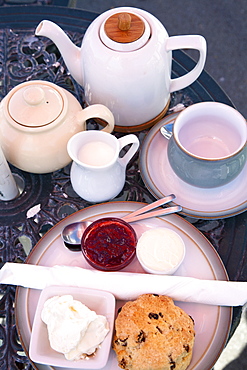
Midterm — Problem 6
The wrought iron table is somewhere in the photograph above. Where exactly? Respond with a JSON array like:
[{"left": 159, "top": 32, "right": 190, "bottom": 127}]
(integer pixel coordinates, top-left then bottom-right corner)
[{"left": 0, "top": 5, "right": 246, "bottom": 369}]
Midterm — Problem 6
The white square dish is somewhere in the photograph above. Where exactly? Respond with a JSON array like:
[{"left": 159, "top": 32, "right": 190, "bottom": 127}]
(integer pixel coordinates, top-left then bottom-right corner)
[{"left": 29, "top": 285, "right": 115, "bottom": 369}]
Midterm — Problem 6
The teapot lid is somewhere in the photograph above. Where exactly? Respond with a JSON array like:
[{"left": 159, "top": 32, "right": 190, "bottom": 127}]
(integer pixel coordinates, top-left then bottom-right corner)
[
  {"left": 8, "top": 84, "right": 63, "bottom": 127},
  {"left": 100, "top": 11, "right": 151, "bottom": 51}
]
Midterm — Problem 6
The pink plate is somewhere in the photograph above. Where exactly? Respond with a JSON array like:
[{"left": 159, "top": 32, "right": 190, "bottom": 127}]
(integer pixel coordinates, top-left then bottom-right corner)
[{"left": 15, "top": 201, "right": 231, "bottom": 370}]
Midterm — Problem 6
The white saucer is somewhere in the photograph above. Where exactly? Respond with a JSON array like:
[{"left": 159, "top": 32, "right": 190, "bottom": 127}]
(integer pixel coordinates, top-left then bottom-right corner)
[{"left": 139, "top": 113, "right": 247, "bottom": 219}]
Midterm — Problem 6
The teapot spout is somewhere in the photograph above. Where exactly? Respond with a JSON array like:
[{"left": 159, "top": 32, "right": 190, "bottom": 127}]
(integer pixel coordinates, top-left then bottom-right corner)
[{"left": 35, "top": 20, "right": 83, "bottom": 86}]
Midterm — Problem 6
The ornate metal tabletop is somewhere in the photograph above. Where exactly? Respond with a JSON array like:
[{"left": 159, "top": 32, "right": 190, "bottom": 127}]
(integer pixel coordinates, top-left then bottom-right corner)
[{"left": 0, "top": 5, "right": 246, "bottom": 369}]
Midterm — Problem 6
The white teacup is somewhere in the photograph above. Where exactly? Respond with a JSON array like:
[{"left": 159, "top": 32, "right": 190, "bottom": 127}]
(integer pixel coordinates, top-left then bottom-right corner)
[
  {"left": 67, "top": 131, "right": 139, "bottom": 202},
  {"left": 166, "top": 102, "right": 247, "bottom": 188}
]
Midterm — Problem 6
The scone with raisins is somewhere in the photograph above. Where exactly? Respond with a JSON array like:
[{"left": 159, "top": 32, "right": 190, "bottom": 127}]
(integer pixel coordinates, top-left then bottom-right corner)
[{"left": 113, "top": 294, "right": 195, "bottom": 370}]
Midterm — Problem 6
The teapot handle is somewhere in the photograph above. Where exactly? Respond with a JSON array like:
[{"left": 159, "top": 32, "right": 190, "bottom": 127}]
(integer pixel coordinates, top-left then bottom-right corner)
[
  {"left": 77, "top": 104, "right": 115, "bottom": 133},
  {"left": 118, "top": 134, "right": 140, "bottom": 167},
  {"left": 166, "top": 35, "right": 207, "bottom": 93}
]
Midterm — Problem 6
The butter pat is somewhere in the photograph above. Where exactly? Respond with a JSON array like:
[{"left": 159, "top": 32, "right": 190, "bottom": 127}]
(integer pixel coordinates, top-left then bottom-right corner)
[
  {"left": 41, "top": 295, "right": 109, "bottom": 361},
  {"left": 136, "top": 228, "right": 185, "bottom": 274}
]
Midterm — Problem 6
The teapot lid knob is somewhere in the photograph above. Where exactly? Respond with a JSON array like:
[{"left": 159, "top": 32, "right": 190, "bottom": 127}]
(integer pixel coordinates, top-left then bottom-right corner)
[
  {"left": 23, "top": 86, "right": 45, "bottom": 106},
  {"left": 8, "top": 83, "right": 63, "bottom": 127},
  {"left": 118, "top": 13, "right": 131, "bottom": 31},
  {"left": 104, "top": 12, "right": 145, "bottom": 43}
]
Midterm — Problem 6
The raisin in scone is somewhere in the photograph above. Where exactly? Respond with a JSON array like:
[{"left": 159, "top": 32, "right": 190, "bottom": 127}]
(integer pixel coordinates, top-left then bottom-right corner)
[{"left": 113, "top": 294, "right": 195, "bottom": 370}]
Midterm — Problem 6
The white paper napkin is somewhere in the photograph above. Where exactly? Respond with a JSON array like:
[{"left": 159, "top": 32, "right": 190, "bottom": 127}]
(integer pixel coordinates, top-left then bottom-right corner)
[{"left": 1, "top": 262, "right": 246, "bottom": 306}]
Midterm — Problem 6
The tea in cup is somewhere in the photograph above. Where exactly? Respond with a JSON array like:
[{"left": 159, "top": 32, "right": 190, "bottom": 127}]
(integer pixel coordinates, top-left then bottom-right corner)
[
  {"left": 166, "top": 102, "right": 247, "bottom": 188},
  {"left": 67, "top": 131, "right": 139, "bottom": 202}
]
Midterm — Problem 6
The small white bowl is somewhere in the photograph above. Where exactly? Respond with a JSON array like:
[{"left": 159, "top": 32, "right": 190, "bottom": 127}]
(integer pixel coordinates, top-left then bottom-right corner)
[
  {"left": 29, "top": 285, "right": 115, "bottom": 369},
  {"left": 136, "top": 227, "right": 186, "bottom": 275}
]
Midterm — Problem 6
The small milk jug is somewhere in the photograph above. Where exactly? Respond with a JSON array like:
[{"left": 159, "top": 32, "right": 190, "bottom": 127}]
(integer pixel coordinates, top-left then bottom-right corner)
[{"left": 67, "top": 131, "right": 139, "bottom": 202}]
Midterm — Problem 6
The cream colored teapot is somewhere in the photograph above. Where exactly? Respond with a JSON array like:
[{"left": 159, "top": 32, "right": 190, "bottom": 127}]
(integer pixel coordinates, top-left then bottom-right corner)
[
  {"left": 0, "top": 80, "right": 114, "bottom": 174},
  {"left": 35, "top": 7, "right": 207, "bottom": 132}
]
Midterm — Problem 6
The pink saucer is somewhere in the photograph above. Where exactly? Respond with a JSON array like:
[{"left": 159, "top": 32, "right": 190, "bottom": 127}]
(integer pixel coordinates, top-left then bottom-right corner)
[{"left": 140, "top": 113, "right": 247, "bottom": 219}]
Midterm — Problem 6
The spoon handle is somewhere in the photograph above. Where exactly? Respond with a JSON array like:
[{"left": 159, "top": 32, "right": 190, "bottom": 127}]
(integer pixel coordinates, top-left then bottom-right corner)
[
  {"left": 123, "top": 194, "right": 175, "bottom": 221},
  {"left": 160, "top": 125, "right": 173, "bottom": 139},
  {"left": 123, "top": 205, "right": 182, "bottom": 223}
]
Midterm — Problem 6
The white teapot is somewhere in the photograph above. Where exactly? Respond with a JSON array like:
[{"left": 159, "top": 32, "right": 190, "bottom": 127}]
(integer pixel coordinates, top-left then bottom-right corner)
[
  {"left": 0, "top": 80, "right": 114, "bottom": 174},
  {"left": 35, "top": 7, "right": 207, "bottom": 132}
]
